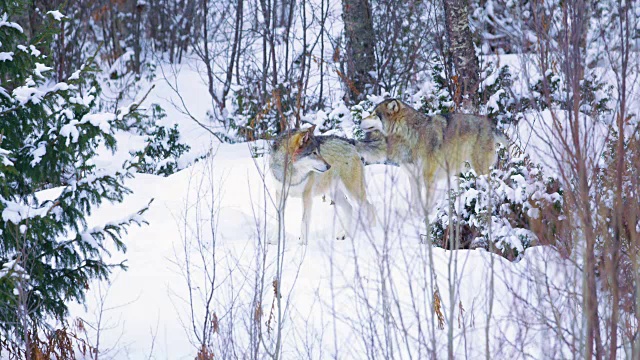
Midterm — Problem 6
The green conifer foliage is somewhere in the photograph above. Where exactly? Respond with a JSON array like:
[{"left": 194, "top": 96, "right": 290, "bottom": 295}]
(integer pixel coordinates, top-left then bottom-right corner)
[{"left": 0, "top": 4, "right": 149, "bottom": 337}]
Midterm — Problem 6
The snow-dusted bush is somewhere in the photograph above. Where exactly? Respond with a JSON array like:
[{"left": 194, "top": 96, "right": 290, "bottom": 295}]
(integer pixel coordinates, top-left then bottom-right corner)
[
  {"left": 417, "top": 61, "right": 455, "bottom": 115},
  {"left": 224, "top": 83, "right": 293, "bottom": 142},
  {"left": 133, "top": 123, "right": 190, "bottom": 176},
  {"left": 594, "top": 128, "right": 640, "bottom": 312},
  {"left": 130, "top": 104, "right": 190, "bottom": 176},
  {"left": 325, "top": 95, "right": 387, "bottom": 140},
  {"left": 312, "top": 101, "right": 353, "bottom": 135},
  {"left": 528, "top": 68, "right": 612, "bottom": 116},
  {"left": 430, "top": 147, "right": 564, "bottom": 261},
  {"left": 416, "top": 60, "right": 529, "bottom": 128},
  {"left": 478, "top": 64, "right": 530, "bottom": 127},
  {"left": 348, "top": 98, "right": 375, "bottom": 140}
]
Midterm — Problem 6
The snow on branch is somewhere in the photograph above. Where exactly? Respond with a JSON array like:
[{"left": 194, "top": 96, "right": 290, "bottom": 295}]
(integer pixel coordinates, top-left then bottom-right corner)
[{"left": 46, "top": 10, "right": 66, "bottom": 21}]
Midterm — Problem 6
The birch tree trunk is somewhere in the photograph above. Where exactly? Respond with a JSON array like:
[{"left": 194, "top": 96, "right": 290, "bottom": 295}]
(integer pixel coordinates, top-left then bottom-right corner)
[{"left": 443, "top": 0, "right": 480, "bottom": 111}]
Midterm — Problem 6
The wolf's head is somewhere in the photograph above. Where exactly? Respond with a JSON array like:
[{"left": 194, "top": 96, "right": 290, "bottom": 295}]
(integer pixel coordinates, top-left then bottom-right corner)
[
  {"left": 362, "top": 129, "right": 386, "bottom": 143},
  {"left": 360, "top": 99, "right": 403, "bottom": 135},
  {"left": 286, "top": 125, "right": 331, "bottom": 173},
  {"left": 356, "top": 130, "right": 388, "bottom": 165}
]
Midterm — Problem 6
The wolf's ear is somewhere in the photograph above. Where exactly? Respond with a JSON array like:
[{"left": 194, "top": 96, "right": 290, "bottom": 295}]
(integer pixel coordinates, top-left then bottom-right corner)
[
  {"left": 386, "top": 99, "right": 400, "bottom": 113},
  {"left": 299, "top": 125, "right": 315, "bottom": 146},
  {"left": 298, "top": 133, "right": 308, "bottom": 147}
]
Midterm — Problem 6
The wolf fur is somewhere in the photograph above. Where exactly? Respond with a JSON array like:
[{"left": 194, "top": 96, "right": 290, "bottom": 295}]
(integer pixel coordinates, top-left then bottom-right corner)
[
  {"left": 360, "top": 98, "right": 507, "bottom": 209},
  {"left": 355, "top": 130, "right": 389, "bottom": 165},
  {"left": 270, "top": 125, "right": 376, "bottom": 243}
]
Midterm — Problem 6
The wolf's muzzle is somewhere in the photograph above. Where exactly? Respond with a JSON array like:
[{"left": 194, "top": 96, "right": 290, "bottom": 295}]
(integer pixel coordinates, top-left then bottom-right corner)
[
  {"left": 314, "top": 163, "right": 331, "bottom": 172},
  {"left": 360, "top": 116, "right": 384, "bottom": 134}
]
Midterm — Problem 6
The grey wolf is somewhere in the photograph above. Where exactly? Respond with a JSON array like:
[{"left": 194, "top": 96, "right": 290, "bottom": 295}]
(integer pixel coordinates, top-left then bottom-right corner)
[
  {"left": 359, "top": 98, "right": 507, "bottom": 209},
  {"left": 270, "top": 125, "right": 376, "bottom": 243}
]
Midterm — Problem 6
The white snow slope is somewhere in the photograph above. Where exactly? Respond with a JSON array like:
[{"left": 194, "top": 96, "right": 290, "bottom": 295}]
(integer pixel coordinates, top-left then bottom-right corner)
[{"left": 68, "top": 135, "right": 583, "bottom": 359}]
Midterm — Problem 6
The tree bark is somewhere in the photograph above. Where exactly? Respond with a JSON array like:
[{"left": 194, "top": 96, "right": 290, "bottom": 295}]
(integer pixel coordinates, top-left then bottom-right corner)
[
  {"left": 442, "top": 0, "right": 480, "bottom": 110},
  {"left": 223, "top": 0, "right": 243, "bottom": 108},
  {"left": 341, "top": 0, "right": 376, "bottom": 102}
]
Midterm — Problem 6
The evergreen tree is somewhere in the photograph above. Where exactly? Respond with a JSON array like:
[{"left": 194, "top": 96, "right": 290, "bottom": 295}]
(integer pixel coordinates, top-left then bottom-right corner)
[{"left": 0, "top": 3, "right": 149, "bottom": 342}]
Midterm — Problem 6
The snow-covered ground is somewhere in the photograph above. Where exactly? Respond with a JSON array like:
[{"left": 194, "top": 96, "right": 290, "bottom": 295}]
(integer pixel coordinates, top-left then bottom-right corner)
[
  {"left": 69, "top": 116, "right": 583, "bottom": 359},
  {"left": 52, "top": 38, "right": 610, "bottom": 356},
  {"left": 5, "top": 0, "right": 639, "bottom": 356}
]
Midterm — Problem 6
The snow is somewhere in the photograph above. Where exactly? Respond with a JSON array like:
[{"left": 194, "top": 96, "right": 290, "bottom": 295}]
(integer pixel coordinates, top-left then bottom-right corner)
[
  {"left": 34, "top": 62, "right": 52, "bottom": 78},
  {"left": 0, "top": 52, "right": 13, "bottom": 61},
  {"left": 1, "top": 3, "right": 618, "bottom": 356},
  {"left": 81, "top": 112, "right": 114, "bottom": 133},
  {"left": 29, "top": 44, "right": 595, "bottom": 357},
  {"left": 0, "top": 13, "right": 23, "bottom": 33},
  {"left": 59, "top": 120, "right": 81, "bottom": 143},
  {"left": 68, "top": 69, "right": 81, "bottom": 80},
  {"left": 29, "top": 45, "right": 41, "bottom": 57},
  {"left": 12, "top": 83, "right": 40, "bottom": 105},
  {"left": 11, "top": 76, "right": 74, "bottom": 106},
  {"left": 46, "top": 10, "right": 65, "bottom": 21},
  {"left": 0, "top": 148, "right": 12, "bottom": 167},
  {"left": 486, "top": 88, "right": 504, "bottom": 113},
  {"left": 29, "top": 142, "right": 47, "bottom": 166},
  {"left": 1, "top": 198, "right": 51, "bottom": 224},
  {"left": 60, "top": 136, "right": 581, "bottom": 358}
]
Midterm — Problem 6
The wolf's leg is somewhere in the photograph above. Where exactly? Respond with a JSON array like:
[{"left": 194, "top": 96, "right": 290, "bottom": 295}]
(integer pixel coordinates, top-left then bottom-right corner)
[
  {"left": 300, "top": 188, "right": 313, "bottom": 244},
  {"left": 275, "top": 188, "right": 283, "bottom": 210},
  {"left": 423, "top": 163, "right": 438, "bottom": 212},
  {"left": 472, "top": 136, "right": 497, "bottom": 175},
  {"left": 410, "top": 176, "right": 422, "bottom": 210},
  {"left": 339, "top": 162, "right": 375, "bottom": 234},
  {"left": 403, "top": 164, "right": 422, "bottom": 211},
  {"left": 363, "top": 199, "right": 377, "bottom": 228},
  {"left": 269, "top": 188, "right": 284, "bottom": 245},
  {"left": 332, "top": 188, "right": 352, "bottom": 240}
]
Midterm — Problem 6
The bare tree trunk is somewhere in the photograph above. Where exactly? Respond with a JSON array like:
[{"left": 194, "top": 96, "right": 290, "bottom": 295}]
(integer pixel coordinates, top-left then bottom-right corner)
[
  {"left": 341, "top": 0, "right": 376, "bottom": 102},
  {"left": 57, "top": 20, "right": 65, "bottom": 81},
  {"left": 133, "top": 3, "right": 144, "bottom": 74},
  {"left": 294, "top": 0, "right": 307, "bottom": 128},
  {"left": 202, "top": 0, "right": 218, "bottom": 110},
  {"left": 283, "top": 0, "right": 296, "bottom": 82},
  {"left": 608, "top": 1, "right": 632, "bottom": 358},
  {"left": 223, "top": 0, "right": 244, "bottom": 108},
  {"left": 235, "top": 2, "right": 243, "bottom": 85},
  {"left": 442, "top": 0, "right": 480, "bottom": 111},
  {"left": 561, "top": 0, "right": 603, "bottom": 356},
  {"left": 318, "top": 0, "right": 327, "bottom": 109}
]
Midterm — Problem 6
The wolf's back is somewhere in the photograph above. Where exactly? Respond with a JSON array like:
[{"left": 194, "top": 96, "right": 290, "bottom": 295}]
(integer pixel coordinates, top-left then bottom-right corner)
[{"left": 316, "top": 135, "right": 360, "bottom": 164}]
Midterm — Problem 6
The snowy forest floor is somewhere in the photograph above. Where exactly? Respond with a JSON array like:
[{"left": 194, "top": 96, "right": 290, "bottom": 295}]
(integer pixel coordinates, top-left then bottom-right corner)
[{"left": 64, "top": 55, "right": 585, "bottom": 356}]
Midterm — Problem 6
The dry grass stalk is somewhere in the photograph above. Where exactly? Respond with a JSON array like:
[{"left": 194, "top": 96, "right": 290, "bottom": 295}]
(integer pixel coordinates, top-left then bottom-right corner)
[
  {"left": 433, "top": 288, "right": 446, "bottom": 330},
  {"left": 266, "top": 279, "right": 280, "bottom": 335},
  {"left": 0, "top": 327, "right": 97, "bottom": 360},
  {"left": 254, "top": 301, "right": 263, "bottom": 323},
  {"left": 211, "top": 312, "right": 219, "bottom": 335},
  {"left": 195, "top": 345, "right": 214, "bottom": 360},
  {"left": 458, "top": 301, "right": 466, "bottom": 329}
]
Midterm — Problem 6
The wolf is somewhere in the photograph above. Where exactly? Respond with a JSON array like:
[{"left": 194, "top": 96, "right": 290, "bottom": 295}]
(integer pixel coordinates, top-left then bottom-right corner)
[
  {"left": 359, "top": 98, "right": 507, "bottom": 209},
  {"left": 270, "top": 125, "right": 376, "bottom": 243}
]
